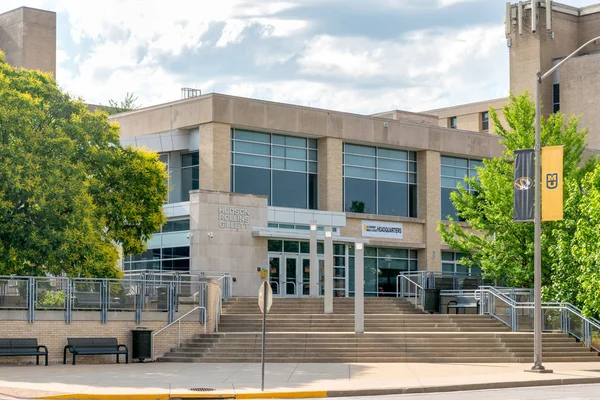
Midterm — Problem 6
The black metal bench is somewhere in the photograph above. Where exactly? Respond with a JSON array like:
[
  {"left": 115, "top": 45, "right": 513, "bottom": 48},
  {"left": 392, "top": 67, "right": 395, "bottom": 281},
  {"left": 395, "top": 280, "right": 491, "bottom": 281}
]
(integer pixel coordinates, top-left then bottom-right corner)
[
  {"left": 63, "top": 338, "right": 128, "bottom": 365},
  {"left": 447, "top": 296, "right": 480, "bottom": 314},
  {"left": 0, "top": 338, "right": 48, "bottom": 366}
]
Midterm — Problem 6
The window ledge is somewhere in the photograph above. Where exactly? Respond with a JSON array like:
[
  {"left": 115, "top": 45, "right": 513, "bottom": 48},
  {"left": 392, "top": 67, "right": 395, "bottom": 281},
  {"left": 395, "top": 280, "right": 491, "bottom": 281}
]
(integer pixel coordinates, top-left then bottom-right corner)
[
  {"left": 439, "top": 220, "right": 470, "bottom": 227},
  {"left": 346, "top": 212, "right": 425, "bottom": 224}
]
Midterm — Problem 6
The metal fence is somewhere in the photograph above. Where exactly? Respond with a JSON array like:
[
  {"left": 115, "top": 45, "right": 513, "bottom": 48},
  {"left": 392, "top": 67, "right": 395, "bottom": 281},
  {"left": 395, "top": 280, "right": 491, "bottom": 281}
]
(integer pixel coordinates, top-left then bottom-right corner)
[
  {"left": 477, "top": 286, "right": 600, "bottom": 353},
  {"left": 0, "top": 275, "right": 209, "bottom": 325}
]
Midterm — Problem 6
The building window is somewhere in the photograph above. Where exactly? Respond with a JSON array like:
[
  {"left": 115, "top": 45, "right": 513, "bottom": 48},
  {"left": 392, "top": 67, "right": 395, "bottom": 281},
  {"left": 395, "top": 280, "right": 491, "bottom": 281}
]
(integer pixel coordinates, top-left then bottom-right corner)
[
  {"left": 343, "top": 143, "right": 417, "bottom": 217},
  {"left": 553, "top": 84, "right": 560, "bottom": 113},
  {"left": 267, "top": 223, "right": 338, "bottom": 233},
  {"left": 349, "top": 246, "right": 418, "bottom": 296},
  {"left": 155, "top": 219, "right": 190, "bottom": 234},
  {"left": 231, "top": 129, "right": 318, "bottom": 209},
  {"left": 481, "top": 111, "right": 489, "bottom": 132},
  {"left": 441, "top": 251, "right": 481, "bottom": 276},
  {"left": 159, "top": 151, "right": 199, "bottom": 203},
  {"left": 123, "top": 246, "right": 190, "bottom": 272},
  {"left": 441, "top": 156, "right": 483, "bottom": 220},
  {"left": 181, "top": 152, "right": 199, "bottom": 201},
  {"left": 448, "top": 116, "right": 457, "bottom": 129}
]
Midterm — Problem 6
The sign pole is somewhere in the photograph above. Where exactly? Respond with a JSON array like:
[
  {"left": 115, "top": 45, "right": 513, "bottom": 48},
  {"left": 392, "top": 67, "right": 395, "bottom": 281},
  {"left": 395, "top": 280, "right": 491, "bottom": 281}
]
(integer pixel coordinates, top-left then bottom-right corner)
[{"left": 261, "top": 281, "right": 267, "bottom": 391}]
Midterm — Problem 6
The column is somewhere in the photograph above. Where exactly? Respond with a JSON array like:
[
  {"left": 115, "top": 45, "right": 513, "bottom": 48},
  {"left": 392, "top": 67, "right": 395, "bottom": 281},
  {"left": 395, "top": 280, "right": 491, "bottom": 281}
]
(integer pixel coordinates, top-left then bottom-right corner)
[
  {"left": 324, "top": 226, "right": 333, "bottom": 314},
  {"left": 309, "top": 221, "right": 318, "bottom": 297},
  {"left": 317, "top": 137, "right": 343, "bottom": 211},
  {"left": 199, "top": 122, "right": 231, "bottom": 192},
  {"left": 354, "top": 241, "right": 364, "bottom": 333},
  {"left": 417, "top": 150, "right": 441, "bottom": 271}
]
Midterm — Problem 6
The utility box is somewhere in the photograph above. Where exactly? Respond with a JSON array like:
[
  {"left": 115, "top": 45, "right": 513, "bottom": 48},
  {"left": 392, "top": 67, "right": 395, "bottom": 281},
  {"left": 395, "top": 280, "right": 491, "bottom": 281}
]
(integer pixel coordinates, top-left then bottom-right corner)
[{"left": 131, "top": 327, "right": 153, "bottom": 361}]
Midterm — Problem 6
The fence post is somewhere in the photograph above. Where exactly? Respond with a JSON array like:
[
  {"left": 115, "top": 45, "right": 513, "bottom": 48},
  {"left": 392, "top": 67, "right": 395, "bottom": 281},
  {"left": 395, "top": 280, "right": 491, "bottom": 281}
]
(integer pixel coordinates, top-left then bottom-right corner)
[
  {"left": 64, "top": 279, "right": 72, "bottom": 324},
  {"left": 168, "top": 281, "right": 176, "bottom": 324},
  {"left": 100, "top": 280, "right": 108, "bottom": 324},
  {"left": 28, "top": 277, "right": 35, "bottom": 324}
]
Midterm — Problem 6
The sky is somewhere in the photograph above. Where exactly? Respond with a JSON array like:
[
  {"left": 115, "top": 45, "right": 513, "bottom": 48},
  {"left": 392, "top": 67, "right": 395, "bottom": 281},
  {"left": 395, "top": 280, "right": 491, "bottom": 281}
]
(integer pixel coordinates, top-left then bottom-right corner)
[{"left": 1, "top": 0, "right": 598, "bottom": 114}]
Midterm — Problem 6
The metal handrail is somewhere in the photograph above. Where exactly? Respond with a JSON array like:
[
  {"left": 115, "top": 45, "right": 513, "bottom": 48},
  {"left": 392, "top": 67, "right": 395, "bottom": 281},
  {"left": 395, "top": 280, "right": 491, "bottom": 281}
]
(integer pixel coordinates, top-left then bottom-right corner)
[
  {"left": 151, "top": 305, "right": 206, "bottom": 360},
  {"left": 396, "top": 274, "right": 424, "bottom": 307},
  {"left": 215, "top": 288, "right": 222, "bottom": 333},
  {"left": 477, "top": 287, "right": 600, "bottom": 352}
]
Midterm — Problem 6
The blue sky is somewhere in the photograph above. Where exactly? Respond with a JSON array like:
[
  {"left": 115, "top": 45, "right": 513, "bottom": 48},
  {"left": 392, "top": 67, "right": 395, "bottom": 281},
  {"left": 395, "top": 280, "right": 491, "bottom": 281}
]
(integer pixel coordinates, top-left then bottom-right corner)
[{"left": 1, "top": 0, "right": 598, "bottom": 114}]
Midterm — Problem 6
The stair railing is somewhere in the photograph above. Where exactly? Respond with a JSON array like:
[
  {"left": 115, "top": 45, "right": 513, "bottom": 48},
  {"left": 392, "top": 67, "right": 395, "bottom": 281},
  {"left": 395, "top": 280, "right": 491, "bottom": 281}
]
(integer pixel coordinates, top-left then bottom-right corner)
[
  {"left": 475, "top": 286, "right": 600, "bottom": 352},
  {"left": 396, "top": 274, "right": 424, "bottom": 308},
  {"left": 151, "top": 305, "right": 206, "bottom": 360}
]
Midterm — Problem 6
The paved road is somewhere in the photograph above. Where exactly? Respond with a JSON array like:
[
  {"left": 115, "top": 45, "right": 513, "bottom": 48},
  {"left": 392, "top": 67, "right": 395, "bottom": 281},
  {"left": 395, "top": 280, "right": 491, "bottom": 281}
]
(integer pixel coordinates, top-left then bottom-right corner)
[{"left": 333, "top": 383, "right": 600, "bottom": 400}]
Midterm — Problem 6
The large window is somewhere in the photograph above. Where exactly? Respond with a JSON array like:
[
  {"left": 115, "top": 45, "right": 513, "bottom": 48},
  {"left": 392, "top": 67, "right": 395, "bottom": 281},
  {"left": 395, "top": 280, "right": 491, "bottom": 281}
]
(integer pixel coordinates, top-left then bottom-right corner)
[
  {"left": 448, "top": 116, "right": 457, "bottom": 129},
  {"left": 441, "top": 156, "right": 482, "bottom": 220},
  {"left": 123, "top": 246, "right": 190, "bottom": 272},
  {"left": 441, "top": 251, "right": 481, "bottom": 276},
  {"left": 349, "top": 246, "right": 418, "bottom": 296},
  {"left": 231, "top": 129, "right": 318, "bottom": 209},
  {"left": 343, "top": 144, "right": 417, "bottom": 217}
]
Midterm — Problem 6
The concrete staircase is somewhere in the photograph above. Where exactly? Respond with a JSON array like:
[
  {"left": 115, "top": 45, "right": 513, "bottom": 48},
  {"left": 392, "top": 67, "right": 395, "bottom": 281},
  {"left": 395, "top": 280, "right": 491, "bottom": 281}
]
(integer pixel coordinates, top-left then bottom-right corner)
[{"left": 158, "top": 297, "right": 599, "bottom": 363}]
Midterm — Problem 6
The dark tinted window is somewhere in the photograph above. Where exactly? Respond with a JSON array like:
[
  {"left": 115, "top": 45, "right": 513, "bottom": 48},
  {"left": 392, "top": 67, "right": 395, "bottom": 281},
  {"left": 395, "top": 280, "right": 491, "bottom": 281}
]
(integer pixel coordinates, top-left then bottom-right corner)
[
  {"left": 378, "top": 181, "right": 409, "bottom": 217},
  {"left": 272, "top": 170, "right": 307, "bottom": 209},
  {"left": 344, "top": 178, "right": 376, "bottom": 214},
  {"left": 234, "top": 166, "right": 270, "bottom": 198}
]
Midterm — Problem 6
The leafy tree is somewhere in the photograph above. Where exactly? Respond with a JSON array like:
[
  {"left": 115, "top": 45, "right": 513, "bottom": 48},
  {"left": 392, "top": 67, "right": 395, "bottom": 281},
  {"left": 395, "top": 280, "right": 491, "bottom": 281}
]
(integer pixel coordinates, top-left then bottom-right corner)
[
  {"left": 0, "top": 53, "right": 167, "bottom": 278},
  {"left": 438, "top": 92, "right": 600, "bottom": 315},
  {"left": 99, "top": 92, "right": 140, "bottom": 115}
]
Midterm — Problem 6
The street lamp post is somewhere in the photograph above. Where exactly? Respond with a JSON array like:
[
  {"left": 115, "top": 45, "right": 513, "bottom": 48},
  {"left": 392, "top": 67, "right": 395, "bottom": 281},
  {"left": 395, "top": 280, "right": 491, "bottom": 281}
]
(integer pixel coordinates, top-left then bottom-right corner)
[{"left": 531, "top": 35, "right": 600, "bottom": 372}]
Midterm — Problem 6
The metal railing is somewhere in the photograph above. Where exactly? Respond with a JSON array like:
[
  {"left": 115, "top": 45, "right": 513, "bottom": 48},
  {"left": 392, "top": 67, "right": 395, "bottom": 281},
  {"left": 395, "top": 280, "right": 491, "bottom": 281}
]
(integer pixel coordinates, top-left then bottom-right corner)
[
  {"left": 476, "top": 286, "right": 600, "bottom": 353},
  {"left": 397, "top": 275, "right": 424, "bottom": 307},
  {"left": 151, "top": 305, "right": 207, "bottom": 360},
  {"left": 0, "top": 275, "right": 208, "bottom": 325}
]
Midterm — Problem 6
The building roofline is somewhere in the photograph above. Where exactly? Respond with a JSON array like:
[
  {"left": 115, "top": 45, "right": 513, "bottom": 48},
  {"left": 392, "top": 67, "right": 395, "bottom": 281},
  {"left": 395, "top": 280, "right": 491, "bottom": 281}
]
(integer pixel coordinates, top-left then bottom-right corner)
[
  {"left": 421, "top": 97, "right": 509, "bottom": 114},
  {"left": 110, "top": 92, "right": 502, "bottom": 141},
  {"left": 0, "top": 6, "right": 56, "bottom": 16}
]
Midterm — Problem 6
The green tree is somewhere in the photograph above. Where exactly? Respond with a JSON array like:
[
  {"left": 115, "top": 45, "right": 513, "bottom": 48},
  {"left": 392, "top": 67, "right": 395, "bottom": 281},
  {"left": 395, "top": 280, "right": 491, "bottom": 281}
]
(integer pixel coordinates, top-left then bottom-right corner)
[
  {"left": 438, "top": 92, "right": 600, "bottom": 313},
  {"left": 0, "top": 53, "right": 167, "bottom": 278},
  {"left": 99, "top": 92, "right": 140, "bottom": 115}
]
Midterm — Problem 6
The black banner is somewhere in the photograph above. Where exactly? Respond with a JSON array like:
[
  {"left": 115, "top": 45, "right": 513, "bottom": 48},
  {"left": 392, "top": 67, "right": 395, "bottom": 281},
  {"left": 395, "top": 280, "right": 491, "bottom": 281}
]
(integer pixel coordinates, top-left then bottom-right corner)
[{"left": 514, "top": 149, "right": 534, "bottom": 222}]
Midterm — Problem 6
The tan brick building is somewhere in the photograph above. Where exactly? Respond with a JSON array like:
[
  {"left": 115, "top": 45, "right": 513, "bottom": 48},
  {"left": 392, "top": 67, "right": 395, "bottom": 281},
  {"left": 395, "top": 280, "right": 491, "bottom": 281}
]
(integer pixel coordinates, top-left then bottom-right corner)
[
  {"left": 0, "top": 6, "right": 56, "bottom": 76},
  {"left": 111, "top": 94, "right": 503, "bottom": 297},
  {"left": 425, "top": 2, "right": 600, "bottom": 149}
]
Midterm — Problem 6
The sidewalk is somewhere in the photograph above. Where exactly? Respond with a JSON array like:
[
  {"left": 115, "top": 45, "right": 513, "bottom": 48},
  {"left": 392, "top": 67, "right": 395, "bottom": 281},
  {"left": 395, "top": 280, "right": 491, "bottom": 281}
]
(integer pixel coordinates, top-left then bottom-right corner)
[{"left": 1, "top": 361, "right": 600, "bottom": 399}]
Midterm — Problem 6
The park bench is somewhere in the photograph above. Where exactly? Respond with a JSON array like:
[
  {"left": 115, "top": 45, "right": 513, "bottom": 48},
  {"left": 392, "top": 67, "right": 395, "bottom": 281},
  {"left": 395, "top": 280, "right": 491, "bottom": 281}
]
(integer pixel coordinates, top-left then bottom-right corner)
[
  {"left": 447, "top": 296, "right": 480, "bottom": 314},
  {"left": 0, "top": 338, "right": 48, "bottom": 366},
  {"left": 63, "top": 338, "right": 128, "bottom": 365}
]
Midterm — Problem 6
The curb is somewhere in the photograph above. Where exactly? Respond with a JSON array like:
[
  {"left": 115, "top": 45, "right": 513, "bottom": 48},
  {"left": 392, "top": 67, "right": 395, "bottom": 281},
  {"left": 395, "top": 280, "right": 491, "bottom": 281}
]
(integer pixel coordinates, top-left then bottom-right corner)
[{"left": 36, "top": 377, "right": 600, "bottom": 400}]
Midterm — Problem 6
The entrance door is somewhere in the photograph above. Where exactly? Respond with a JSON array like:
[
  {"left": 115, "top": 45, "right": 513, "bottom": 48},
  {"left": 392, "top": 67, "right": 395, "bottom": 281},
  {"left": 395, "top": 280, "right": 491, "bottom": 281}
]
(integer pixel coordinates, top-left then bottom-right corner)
[
  {"left": 268, "top": 255, "right": 282, "bottom": 295},
  {"left": 300, "top": 256, "right": 325, "bottom": 296},
  {"left": 284, "top": 256, "right": 298, "bottom": 296}
]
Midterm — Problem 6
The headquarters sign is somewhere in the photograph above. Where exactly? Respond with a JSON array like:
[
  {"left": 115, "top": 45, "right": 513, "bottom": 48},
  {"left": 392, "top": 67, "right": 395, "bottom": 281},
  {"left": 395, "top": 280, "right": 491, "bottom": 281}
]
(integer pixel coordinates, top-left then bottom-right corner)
[
  {"left": 513, "top": 149, "right": 534, "bottom": 222},
  {"left": 361, "top": 221, "right": 403, "bottom": 239}
]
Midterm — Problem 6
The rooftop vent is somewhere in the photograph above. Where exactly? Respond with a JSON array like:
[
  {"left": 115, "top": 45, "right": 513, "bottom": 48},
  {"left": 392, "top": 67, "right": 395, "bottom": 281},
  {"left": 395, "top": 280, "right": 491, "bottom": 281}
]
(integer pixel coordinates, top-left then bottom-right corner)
[{"left": 181, "top": 87, "right": 201, "bottom": 99}]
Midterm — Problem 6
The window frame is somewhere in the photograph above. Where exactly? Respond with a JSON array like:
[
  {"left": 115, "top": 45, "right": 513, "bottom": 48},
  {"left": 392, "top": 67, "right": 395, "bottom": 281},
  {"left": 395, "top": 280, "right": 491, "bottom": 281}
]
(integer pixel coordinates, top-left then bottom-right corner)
[{"left": 342, "top": 143, "right": 418, "bottom": 218}]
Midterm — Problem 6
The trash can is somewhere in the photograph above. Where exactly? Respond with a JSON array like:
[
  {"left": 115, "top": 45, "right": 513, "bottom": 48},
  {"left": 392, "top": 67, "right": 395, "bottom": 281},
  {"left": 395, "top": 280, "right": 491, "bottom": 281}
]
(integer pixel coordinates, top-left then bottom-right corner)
[
  {"left": 423, "top": 289, "right": 440, "bottom": 314},
  {"left": 131, "top": 327, "right": 153, "bottom": 361}
]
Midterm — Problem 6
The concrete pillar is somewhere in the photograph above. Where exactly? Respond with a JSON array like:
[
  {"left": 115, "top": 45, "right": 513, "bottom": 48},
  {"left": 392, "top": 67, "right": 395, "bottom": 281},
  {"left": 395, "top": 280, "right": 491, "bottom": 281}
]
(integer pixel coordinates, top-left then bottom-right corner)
[
  {"left": 309, "top": 221, "right": 318, "bottom": 297},
  {"left": 317, "top": 137, "right": 343, "bottom": 211},
  {"left": 324, "top": 226, "right": 333, "bottom": 314},
  {"left": 199, "top": 122, "right": 231, "bottom": 192},
  {"left": 354, "top": 241, "right": 364, "bottom": 333},
  {"left": 417, "top": 150, "right": 441, "bottom": 271}
]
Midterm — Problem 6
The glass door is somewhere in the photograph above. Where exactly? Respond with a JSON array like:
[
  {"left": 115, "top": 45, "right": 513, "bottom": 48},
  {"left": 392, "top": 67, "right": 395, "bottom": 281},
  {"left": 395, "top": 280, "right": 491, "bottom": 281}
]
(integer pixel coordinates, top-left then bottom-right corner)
[
  {"left": 268, "top": 255, "right": 282, "bottom": 295},
  {"left": 284, "top": 256, "right": 298, "bottom": 296}
]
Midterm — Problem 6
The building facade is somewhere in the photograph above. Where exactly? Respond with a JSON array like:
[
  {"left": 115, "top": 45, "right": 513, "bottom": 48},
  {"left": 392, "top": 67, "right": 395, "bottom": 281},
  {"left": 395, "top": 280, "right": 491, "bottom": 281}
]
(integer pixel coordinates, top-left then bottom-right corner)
[
  {"left": 111, "top": 94, "right": 503, "bottom": 296},
  {"left": 0, "top": 6, "right": 56, "bottom": 76}
]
